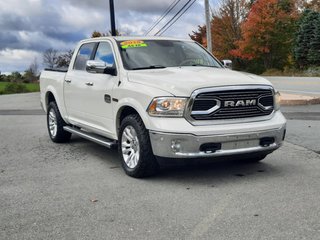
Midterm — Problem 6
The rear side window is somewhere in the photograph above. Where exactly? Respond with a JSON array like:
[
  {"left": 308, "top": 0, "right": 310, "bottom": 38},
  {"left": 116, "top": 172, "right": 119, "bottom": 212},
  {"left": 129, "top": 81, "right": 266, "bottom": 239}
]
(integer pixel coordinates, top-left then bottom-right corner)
[
  {"left": 73, "top": 43, "right": 95, "bottom": 71},
  {"left": 94, "top": 42, "right": 115, "bottom": 66}
]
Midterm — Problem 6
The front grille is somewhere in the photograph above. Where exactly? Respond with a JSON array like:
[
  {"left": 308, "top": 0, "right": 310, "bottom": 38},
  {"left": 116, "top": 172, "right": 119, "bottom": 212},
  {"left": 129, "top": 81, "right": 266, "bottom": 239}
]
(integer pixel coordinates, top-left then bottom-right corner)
[
  {"left": 192, "top": 99, "right": 218, "bottom": 111},
  {"left": 190, "top": 87, "right": 274, "bottom": 121}
]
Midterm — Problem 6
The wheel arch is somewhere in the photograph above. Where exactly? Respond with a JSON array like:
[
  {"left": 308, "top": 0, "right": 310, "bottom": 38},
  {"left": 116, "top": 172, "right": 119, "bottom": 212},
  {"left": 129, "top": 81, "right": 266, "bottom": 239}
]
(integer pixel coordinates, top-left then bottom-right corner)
[
  {"left": 43, "top": 87, "right": 68, "bottom": 123},
  {"left": 46, "top": 91, "right": 56, "bottom": 107},
  {"left": 115, "top": 104, "right": 150, "bottom": 138}
]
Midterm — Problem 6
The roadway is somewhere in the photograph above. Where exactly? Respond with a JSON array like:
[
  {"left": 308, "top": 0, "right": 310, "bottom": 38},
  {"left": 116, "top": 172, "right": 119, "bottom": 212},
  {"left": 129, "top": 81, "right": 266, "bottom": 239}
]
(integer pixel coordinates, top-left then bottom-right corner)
[
  {"left": 1, "top": 92, "right": 320, "bottom": 240},
  {"left": 266, "top": 76, "right": 320, "bottom": 97}
]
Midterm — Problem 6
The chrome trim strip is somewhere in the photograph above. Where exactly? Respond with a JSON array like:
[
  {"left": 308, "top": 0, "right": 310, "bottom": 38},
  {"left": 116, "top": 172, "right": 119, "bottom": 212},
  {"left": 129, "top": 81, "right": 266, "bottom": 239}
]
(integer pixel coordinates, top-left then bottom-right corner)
[
  {"left": 258, "top": 94, "right": 274, "bottom": 111},
  {"left": 149, "top": 124, "right": 286, "bottom": 158},
  {"left": 175, "top": 143, "right": 279, "bottom": 157},
  {"left": 191, "top": 99, "right": 221, "bottom": 115},
  {"left": 184, "top": 84, "right": 275, "bottom": 126}
]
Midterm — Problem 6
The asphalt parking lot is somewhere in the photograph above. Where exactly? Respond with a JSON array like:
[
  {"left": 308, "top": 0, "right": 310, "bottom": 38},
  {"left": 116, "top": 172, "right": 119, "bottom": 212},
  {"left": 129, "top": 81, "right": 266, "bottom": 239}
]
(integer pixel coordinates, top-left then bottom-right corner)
[{"left": 1, "top": 93, "right": 320, "bottom": 240}]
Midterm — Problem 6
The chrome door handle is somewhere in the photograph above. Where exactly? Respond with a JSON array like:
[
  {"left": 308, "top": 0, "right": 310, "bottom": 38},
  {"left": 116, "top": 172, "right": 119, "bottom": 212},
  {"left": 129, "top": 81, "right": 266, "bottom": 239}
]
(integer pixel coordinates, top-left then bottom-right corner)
[
  {"left": 85, "top": 82, "right": 94, "bottom": 86},
  {"left": 65, "top": 79, "right": 71, "bottom": 83}
]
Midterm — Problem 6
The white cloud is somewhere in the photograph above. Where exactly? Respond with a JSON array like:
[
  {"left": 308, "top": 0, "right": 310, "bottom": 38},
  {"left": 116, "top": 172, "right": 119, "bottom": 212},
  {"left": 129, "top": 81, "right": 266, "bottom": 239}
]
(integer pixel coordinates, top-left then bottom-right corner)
[
  {"left": 0, "top": 0, "right": 221, "bottom": 72},
  {"left": 0, "top": 49, "right": 41, "bottom": 73}
]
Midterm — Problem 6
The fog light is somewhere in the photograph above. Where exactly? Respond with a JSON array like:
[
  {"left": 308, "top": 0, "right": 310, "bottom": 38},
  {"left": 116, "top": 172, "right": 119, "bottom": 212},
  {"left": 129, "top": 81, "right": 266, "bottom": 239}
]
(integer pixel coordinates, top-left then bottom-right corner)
[{"left": 171, "top": 140, "right": 181, "bottom": 152}]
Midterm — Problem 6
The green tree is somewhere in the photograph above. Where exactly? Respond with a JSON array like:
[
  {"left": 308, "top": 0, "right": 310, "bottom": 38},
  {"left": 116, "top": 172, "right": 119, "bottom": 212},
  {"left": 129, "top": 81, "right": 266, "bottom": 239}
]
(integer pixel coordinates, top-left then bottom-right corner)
[
  {"left": 307, "top": 15, "right": 320, "bottom": 65},
  {"left": 0, "top": 71, "right": 5, "bottom": 82},
  {"left": 10, "top": 72, "right": 23, "bottom": 82},
  {"left": 294, "top": 10, "right": 320, "bottom": 68}
]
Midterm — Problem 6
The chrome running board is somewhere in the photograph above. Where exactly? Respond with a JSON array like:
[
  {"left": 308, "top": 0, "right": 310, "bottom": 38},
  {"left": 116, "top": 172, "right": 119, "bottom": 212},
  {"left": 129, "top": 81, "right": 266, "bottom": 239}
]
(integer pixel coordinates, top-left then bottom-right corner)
[{"left": 63, "top": 126, "right": 117, "bottom": 149}]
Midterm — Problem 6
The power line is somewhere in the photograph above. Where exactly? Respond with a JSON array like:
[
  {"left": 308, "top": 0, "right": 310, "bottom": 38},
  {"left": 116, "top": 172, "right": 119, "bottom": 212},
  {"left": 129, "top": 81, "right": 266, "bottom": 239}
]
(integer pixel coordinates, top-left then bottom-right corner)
[
  {"left": 157, "top": 0, "right": 197, "bottom": 36},
  {"left": 154, "top": 0, "right": 193, "bottom": 36},
  {"left": 145, "top": 0, "right": 182, "bottom": 35}
]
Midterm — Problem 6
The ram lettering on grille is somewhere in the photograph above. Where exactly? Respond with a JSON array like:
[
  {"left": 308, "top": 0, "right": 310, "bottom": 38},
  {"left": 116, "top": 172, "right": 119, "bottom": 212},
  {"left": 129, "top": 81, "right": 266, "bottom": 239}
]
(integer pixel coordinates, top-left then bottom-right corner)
[{"left": 224, "top": 99, "right": 257, "bottom": 107}]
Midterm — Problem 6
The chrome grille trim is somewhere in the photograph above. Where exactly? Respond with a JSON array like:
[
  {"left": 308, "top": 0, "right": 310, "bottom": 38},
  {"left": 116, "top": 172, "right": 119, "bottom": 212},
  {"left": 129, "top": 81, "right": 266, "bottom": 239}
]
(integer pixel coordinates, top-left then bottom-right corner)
[{"left": 184, "top": 85, "right": 275, "bottom": 126}]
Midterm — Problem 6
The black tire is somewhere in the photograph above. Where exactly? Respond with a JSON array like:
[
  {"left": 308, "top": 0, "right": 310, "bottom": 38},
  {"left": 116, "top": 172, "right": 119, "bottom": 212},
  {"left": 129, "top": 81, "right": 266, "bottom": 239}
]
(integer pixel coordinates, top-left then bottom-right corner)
[
  {"left": 118, "top": 114, "right": 159, "bottom": 178},
  {"left": 47, "top": 102, "right": 72, "bottom": 143}
]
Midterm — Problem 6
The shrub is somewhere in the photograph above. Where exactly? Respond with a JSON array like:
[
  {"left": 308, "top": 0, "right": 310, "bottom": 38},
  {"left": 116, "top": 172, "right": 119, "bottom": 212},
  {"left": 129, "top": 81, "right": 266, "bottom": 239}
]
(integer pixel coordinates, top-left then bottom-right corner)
[
  {"left": 3, "top": 83, "right": 28, "bottom": 94},
  {"left": 305, "top": 66, "right": 320, "bottom": 76}
]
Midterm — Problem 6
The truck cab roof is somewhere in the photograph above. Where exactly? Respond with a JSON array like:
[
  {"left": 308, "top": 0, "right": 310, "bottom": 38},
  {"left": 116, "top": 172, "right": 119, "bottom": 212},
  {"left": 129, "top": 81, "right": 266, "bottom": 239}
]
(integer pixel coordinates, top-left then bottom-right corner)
[{"left": 79, "top": 36, "right": 194, "bottom": 44}]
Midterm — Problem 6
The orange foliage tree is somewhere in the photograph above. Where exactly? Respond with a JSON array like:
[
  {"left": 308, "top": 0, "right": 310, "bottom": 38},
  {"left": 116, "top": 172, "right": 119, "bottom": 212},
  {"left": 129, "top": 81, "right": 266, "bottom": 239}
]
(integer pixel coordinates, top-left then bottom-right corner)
[
  {"left": 230, "top": 0, "right": 297, "bottom": 69},
  {"left": 190, "top": 0, "right": 251, "bottom": 69},
  {"left": 211, "top": 0, "right": 249, "bottom": 60}
]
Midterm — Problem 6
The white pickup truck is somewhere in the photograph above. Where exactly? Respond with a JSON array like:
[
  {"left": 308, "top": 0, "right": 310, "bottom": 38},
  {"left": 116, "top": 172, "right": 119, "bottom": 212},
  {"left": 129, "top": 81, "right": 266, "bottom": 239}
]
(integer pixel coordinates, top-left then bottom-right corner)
[{"left": 40, "top": 36, "right": 286, "bottom": 178}]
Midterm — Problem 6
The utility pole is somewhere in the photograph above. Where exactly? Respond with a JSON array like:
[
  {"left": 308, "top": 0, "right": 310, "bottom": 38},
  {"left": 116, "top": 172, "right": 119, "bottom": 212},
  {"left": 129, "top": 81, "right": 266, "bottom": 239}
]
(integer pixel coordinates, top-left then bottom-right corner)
[
  {"left": 204, "top": 0, "right": 212, "bottom": 53},
  {"left": 109, "top": 0, "right": 116, "bottom": 36}
]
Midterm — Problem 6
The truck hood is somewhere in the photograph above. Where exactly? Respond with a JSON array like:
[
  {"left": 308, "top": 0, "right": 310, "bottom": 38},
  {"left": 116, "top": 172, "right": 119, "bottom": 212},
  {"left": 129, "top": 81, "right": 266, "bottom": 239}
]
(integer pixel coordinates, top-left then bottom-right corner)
[{"left": 127, "top": 67, "right": 273, "bottom": 96}]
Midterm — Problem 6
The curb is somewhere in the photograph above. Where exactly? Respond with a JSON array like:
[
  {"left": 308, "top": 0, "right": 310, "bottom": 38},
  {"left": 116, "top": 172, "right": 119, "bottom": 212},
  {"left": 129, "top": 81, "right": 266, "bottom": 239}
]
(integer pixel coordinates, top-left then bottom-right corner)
[{"left": 280, "top": 94, "right": 320, "bottom": 106}]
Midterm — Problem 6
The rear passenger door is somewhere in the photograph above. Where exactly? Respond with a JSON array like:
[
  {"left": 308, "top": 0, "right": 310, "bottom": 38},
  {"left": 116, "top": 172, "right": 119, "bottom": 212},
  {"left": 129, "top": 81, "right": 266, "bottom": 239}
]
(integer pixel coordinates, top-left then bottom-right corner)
[{"left": 64, "top": 42, "right": 96, "bottom": 126}]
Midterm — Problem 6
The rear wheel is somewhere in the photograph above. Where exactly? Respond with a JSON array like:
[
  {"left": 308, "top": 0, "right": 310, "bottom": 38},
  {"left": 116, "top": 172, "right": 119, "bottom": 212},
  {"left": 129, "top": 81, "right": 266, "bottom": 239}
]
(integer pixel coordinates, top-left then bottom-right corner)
[
  {"left": 119, "top": 114, "right": 159, "bottom": 178},
  {"left": 47, "top": 102, "right": 71, "bottom": 143}
]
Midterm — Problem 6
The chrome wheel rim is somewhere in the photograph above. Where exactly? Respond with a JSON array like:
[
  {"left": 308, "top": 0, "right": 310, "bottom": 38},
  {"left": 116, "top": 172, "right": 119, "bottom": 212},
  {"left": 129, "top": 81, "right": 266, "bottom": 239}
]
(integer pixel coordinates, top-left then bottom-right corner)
[
  {"left": 48, "top": 109, "right": 57, "bottom": 137},
  {"left": 121, "top": 126, "right": 140, "bottom": 169}
]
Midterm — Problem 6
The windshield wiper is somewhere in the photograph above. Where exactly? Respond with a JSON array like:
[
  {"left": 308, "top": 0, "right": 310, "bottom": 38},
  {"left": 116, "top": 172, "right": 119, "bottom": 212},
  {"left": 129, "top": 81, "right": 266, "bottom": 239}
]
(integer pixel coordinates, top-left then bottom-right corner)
[
  {"left": 189, "top": 64, "right": 220, "bottom": 68},
  {"left": 131, "top": 65, "right": 166, "bottom": 70}
]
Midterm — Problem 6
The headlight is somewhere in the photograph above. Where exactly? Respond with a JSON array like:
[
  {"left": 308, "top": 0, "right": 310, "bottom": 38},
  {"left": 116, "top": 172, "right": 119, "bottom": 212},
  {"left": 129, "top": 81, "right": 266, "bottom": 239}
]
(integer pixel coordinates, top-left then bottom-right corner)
[
  {"left": 147, "top": 97, "right": 188, "bottom": 117},
  {"left": 274, "top": 91, "right": 281, "bottom": 111}
]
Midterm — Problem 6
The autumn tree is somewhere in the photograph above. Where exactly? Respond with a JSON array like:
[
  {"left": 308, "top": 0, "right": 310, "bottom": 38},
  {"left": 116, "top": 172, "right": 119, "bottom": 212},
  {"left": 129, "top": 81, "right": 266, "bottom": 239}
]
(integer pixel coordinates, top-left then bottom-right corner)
[
  {"left": 190, "top": 0, "right": 249, "bottom": 69},
  {"left": 212, "top": 0, "right": 249, "bottom": 60},
  {"left": 92, "top": 31, "right": 107, "bottom": 38},
  {"left": 91, "top": 30, "right": 121, "bottom": 38},
  {"left": 231, "top": 0, "right": 297, "bottom": 71},
  {"left": 189, "top": 25, "right": 206, "bottom": 46}
]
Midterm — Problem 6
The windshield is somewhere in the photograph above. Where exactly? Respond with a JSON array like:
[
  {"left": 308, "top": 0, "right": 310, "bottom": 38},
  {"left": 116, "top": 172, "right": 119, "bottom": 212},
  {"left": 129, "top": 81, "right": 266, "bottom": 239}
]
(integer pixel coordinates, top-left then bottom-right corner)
[{"left": 116, "top": 40, "right": 222, "bottom": 70}]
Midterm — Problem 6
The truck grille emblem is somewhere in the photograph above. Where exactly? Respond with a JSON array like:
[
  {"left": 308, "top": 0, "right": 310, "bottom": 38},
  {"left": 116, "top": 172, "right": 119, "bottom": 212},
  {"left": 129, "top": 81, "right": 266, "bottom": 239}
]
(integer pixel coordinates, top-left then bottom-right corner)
[{"left": 224, "top": 99, "right": 257, "bottom": 107}]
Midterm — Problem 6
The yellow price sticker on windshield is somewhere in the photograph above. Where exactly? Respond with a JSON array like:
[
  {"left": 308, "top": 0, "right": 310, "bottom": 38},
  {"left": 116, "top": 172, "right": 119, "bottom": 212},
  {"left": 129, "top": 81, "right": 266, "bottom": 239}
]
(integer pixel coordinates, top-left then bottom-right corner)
[{"left": 121, "top": 40, "right": 147, "bottom": 49}]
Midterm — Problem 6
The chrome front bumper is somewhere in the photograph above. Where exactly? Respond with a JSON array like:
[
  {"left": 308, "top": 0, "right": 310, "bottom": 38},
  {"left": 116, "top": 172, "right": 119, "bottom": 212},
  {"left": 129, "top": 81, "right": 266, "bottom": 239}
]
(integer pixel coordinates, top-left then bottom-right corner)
[{"left": 149, "top": 124, "right": 286, "bottom": 158}]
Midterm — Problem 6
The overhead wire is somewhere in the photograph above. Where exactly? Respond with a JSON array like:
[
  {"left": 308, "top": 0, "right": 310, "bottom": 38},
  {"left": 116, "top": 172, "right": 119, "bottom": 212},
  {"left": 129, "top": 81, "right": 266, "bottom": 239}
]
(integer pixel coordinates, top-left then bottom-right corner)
[
  {"left": 145, "top": 0, "right": 182, "bottom": 35},
  {"left": 154, "top": 0, "right": 193, "bottom": 36},
  {"left": 156, "top": 0, "right": 197, "bottom": 36}
]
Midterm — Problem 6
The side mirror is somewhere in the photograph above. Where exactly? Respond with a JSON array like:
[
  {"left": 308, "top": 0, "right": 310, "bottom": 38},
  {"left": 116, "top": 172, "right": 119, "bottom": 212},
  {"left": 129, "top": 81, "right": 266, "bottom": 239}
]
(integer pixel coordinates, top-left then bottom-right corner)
[
  {"left": 86, "top": 60, "right": 117, "bottom": 76},
  {"left": 221, "top": 59, "right": 233, "bottom": 69}
]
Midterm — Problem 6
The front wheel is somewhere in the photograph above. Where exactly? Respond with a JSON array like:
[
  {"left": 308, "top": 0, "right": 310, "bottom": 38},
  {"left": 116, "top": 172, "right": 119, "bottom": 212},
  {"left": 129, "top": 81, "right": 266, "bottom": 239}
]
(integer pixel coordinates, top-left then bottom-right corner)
[
  {"left": 119, "top": 114, "right": 159, "bottom": 178},
  {"left": 47, "top": 102, "right": 72, "bottom": 143}
]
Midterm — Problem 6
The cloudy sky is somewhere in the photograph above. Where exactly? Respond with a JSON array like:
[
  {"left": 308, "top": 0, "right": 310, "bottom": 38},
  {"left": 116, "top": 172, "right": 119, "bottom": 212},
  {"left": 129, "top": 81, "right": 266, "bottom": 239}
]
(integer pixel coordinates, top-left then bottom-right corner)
[{"left": 0, "top": 0, "right": 218, "bottom": 74}]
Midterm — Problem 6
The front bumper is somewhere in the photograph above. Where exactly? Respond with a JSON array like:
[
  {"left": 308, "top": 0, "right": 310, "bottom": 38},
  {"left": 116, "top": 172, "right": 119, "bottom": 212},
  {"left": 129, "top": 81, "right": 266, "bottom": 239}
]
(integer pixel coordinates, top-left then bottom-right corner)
[{"left": 149, "top": 124, "right": 286, "bottom": 158}]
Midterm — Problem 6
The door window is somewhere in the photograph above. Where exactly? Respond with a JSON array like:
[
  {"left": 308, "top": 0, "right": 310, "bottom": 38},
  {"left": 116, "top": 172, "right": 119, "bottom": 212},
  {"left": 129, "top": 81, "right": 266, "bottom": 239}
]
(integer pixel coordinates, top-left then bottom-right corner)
[
  {"left": 73, "top": 42, "right": 95, "bottom": 71},
  {"left": 94, "top": 42, "right": 115, "bottom": 66}
]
